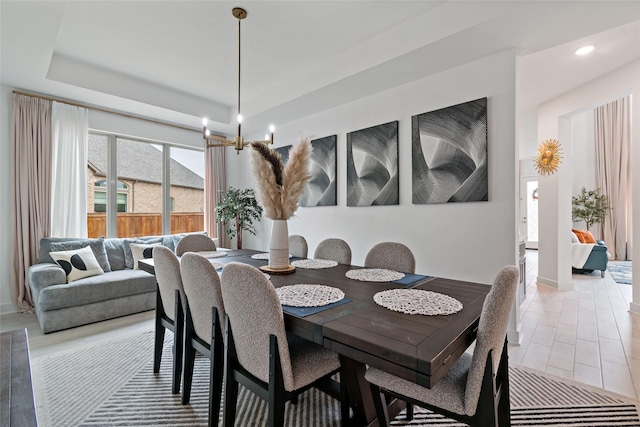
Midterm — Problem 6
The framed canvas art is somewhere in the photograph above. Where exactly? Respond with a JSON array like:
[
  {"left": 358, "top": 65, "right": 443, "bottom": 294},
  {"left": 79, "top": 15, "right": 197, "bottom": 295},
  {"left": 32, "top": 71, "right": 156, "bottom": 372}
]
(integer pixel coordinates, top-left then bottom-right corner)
[
  {"left": 346, "top": 121, "right": 398, "bottom": 207},
  {"left": 275, "top": 136, "right": 337, "bottom": 207},
  {"left": 412, "top": 97, "right": 488, "bottom": 204}
]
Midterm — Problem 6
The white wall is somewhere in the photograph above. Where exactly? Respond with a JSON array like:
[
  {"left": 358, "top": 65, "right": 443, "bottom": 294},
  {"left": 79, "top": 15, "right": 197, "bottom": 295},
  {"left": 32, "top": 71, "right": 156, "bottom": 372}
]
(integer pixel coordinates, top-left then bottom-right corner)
[
  {"left": 1, "top": 86, "right": 14, "bottom": 314},
  {"left": 230, "top": 50, "right": 518, "bottom": 288},
  {"left": 537, "top": 60, "right": 640, "bottom": 299},
  {"left": 571, "top": 111, "right": 597, "bottom": 196}
]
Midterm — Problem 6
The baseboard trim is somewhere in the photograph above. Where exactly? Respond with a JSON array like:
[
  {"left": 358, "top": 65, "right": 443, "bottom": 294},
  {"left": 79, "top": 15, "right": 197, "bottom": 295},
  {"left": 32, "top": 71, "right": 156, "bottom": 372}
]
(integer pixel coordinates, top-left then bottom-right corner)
[{"left": 536, "top": 276, "right": 558, "bottom": 288}]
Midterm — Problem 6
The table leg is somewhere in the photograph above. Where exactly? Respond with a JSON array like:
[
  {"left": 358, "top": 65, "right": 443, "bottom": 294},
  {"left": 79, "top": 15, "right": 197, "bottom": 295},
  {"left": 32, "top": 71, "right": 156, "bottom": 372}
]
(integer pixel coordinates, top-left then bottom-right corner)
[{"left": 339, "top": 356, "right": 406, "bottom": 426}]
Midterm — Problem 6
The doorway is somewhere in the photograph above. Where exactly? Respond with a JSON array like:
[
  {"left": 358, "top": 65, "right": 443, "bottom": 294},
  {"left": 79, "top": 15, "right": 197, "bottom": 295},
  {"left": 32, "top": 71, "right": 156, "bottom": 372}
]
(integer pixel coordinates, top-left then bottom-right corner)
[{"left": 520, "top": 177, "right": 539, "bottom": 249}]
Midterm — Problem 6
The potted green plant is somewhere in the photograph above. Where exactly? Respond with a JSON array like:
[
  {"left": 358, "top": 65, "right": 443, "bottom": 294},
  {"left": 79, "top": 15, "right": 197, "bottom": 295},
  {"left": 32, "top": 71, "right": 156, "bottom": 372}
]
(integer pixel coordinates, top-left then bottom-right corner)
[
  {"left": 572, "top": 187, "right": 611, "bottom": 231},
  {"left": 215, "top": 187, "right": 263, "bottom": 249}
]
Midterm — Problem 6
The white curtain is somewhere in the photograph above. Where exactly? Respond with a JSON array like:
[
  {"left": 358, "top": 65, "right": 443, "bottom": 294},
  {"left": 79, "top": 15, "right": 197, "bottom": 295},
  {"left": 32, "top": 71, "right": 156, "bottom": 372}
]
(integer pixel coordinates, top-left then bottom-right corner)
[
  {"left": 594, "top": 96, "right": 631, "bottom": 260},
  {"left": 51, "top": 102, "right": 89, "bottom": 237},
  {"left": 205, "top": 146, "right": 229, "bottom": 248}
]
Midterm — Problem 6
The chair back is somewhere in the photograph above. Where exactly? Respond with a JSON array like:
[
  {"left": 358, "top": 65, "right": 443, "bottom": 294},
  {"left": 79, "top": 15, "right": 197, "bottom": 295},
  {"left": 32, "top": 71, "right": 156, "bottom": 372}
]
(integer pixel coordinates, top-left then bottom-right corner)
[
  {"left": 180, "top": 253, "right": 225, "bottom": 344},
  {"left": 153, "top": 245, "right": 186, "bottom": 321},
  {"left": 314, "top": 238, "right": 352, "bottom": 264},
  {"left": 464, "top": 265, "right": 519, "bottom": 414},
  {"left": 220, "top": 262, "right": 295, "bottom": 390},
  {"left": 364, "top": 242, "right": 415, "bottom": 273},
  {"left": 175, "top": 234, "right": 217, "bottom": 256},
  {"left": 288, "top": 235, "right": 308, "bottom": 258}
]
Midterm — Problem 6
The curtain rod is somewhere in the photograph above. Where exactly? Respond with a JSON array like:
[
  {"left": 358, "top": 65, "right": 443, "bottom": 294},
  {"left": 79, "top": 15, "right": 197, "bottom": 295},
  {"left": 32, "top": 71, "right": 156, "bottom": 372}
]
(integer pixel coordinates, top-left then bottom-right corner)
[{"left": 12, "top": 90, "right": 201, "bottom": 133}]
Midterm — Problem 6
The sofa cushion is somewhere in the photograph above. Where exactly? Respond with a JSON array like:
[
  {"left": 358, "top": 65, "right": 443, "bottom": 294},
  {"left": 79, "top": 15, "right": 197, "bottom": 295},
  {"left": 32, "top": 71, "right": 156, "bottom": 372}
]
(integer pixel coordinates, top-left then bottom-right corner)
[
  {"left": 104, "top": 238, "right": 126, "bottom": 271},
  {"left": 49, "top": 246, "right": 105, "bottom": 283},
  {"left": 130, "top": 242, "right": 161, "bottom": 269},
  {"left": 572, "top": 229, "right": 597, "bottom": 244},
  {"left": 123, "top": 237, "right": 163, "bottom": 269},
  {"left": 36, "top": 269, "right": 157, "bottom": 311},
  {"left": 50, "top": 237, "right": 111, "bottom": 272}
]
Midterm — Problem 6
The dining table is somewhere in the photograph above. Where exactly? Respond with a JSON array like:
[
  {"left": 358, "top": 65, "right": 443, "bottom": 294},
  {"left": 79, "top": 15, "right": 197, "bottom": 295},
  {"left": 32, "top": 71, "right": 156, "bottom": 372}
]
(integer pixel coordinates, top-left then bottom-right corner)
[{"left": 139, "top": 248, "right": 491, "bottom": 426}]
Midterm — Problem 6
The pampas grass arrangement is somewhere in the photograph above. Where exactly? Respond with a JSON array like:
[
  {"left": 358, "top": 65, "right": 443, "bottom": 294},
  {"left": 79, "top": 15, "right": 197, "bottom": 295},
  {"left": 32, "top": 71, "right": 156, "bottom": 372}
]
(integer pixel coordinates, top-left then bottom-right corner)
[{"left": 251, "top": 139, "right": 312, "bottom": 220}]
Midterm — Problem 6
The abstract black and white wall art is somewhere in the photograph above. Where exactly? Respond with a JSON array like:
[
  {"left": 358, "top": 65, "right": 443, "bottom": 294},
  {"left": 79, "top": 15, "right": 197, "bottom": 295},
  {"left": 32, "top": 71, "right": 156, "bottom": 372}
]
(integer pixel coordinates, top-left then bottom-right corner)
[
  {"left": 412, "top": 97, "right": 488, "bottom": 204},
  {"left": 275, "top": 136, "right": 337, "bottom": 207},
  {"left": 347, "top": 121, "right": 398, "bottom": 207},
  {"left": 303, "top": 136, "right": 337, "bottom": 206}
]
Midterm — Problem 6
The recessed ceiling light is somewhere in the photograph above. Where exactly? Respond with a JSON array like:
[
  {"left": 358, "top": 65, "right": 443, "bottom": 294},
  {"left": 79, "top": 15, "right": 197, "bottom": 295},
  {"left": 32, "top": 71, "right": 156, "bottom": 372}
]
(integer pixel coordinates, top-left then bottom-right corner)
[{"left": 575, "top": 45, "right": 595, "bottom": 55}]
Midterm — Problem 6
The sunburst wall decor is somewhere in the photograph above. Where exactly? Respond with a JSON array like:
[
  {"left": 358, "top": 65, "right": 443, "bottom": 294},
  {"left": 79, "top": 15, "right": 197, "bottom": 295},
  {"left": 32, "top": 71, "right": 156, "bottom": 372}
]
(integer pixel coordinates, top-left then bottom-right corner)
[{"left": 534, "top": 139, "right": 563, "bottom": 176}]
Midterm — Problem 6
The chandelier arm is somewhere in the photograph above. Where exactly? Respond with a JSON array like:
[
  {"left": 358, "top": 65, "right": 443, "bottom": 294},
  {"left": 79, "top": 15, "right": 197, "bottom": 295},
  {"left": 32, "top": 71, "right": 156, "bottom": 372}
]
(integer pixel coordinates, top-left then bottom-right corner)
[{"left": 237, "top": 13, "right": 241, "bottom": 139}]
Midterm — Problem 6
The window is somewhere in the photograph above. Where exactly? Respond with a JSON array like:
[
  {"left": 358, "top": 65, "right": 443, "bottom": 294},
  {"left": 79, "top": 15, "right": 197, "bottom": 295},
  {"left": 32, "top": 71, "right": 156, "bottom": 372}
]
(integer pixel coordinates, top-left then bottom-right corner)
[
  {"left": 87, "top": 133, "right": 204, "bottom": 238},
  {"left": 94, "top": 180, "right": 128, "bottom": 212}
]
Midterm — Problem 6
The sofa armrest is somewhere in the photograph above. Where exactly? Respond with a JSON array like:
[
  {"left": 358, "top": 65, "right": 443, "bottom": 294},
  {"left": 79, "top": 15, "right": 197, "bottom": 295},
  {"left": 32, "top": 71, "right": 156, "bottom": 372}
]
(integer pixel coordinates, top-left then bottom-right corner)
[
  {"left": 28, "top": 263, "right": 66, "bottom": 294},
  {"left": 591, "top": 243, "right": 608, "bottom": 252}
]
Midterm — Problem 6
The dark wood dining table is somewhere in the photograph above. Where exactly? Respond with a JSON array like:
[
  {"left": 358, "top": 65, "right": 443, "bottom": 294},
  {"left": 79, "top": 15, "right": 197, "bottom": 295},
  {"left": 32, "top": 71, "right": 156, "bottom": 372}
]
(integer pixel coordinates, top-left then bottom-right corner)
[{"left": 139, "top": 249, "right": 491, "bottom": 426}]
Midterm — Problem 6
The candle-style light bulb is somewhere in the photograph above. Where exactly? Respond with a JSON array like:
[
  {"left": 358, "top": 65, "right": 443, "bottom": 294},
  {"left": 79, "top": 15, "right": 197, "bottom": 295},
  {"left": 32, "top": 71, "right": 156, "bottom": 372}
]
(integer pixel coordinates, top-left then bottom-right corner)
[
  {"left": 205, "top": 129, "right": 211, "bottom": 136},
  {"left": 237, "top": 114, "right": 243, "bottom": 124},
  {"left": 269, "top": 124, "right": 275, "bottom": 133},
  {"left": 265, "top": 134, "right": 270, "bottom": 141},
  {"left": 202, "top": 117, "right": 208, "bottom": 126}
]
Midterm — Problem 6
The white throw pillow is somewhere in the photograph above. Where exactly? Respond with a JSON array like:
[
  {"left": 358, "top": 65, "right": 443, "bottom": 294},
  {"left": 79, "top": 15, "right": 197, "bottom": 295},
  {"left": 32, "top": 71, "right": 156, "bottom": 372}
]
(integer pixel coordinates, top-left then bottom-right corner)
[
  {"left": 49, "top": 245, "right": 105, "bottom": 283},
  {"left": 130, "top": 242, "right": 161, "bottom": 270},
  {"left": 571, "top": 232, "right": 580, "bottom": 243}
]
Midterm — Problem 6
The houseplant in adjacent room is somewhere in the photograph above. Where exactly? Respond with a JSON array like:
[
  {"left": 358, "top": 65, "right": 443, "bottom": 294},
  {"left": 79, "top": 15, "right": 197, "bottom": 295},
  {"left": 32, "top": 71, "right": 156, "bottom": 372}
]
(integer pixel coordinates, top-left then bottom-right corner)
[
  {"left": 251, "top": 139, "right": 312, "bottom": 272},
  {"left": 572, "top": 187, "right": 611, "bottom": 232},
  {"left": 215, "top": 187, "right": 263, "bottom": 249}
]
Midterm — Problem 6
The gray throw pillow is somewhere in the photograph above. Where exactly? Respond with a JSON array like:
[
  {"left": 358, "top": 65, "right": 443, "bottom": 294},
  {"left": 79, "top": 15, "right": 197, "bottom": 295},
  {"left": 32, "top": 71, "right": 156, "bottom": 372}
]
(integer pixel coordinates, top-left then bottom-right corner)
[
  {"left": 49, "top": 237, "right": 111, "bottom": 272},
  {"left": 123, "top": 237, "right": 163, "bottom": 269}
]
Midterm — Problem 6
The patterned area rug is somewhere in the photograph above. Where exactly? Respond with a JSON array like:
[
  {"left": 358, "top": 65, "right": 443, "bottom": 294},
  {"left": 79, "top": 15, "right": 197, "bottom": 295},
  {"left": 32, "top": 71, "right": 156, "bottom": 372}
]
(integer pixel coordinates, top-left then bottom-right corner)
[
  {"left": 609, "top": 263, "right": 633, "bottom": 284},
  {"left": 31, "top": 330, "right": 640, "bottom": 426}
]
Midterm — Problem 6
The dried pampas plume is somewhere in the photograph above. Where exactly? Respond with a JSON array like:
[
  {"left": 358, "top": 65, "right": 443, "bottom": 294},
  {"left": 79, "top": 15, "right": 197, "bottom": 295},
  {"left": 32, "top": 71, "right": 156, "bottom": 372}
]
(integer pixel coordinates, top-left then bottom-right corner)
[{"left": 251, "top": 138, "right": 312, "bottom": 220}]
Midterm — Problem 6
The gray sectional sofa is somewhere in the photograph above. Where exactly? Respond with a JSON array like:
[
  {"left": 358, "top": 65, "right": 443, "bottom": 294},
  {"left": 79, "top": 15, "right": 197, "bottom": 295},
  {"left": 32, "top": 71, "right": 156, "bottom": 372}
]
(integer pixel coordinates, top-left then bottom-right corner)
[{"left": 28, "top": 233, "right": 202, "bottom": 333}]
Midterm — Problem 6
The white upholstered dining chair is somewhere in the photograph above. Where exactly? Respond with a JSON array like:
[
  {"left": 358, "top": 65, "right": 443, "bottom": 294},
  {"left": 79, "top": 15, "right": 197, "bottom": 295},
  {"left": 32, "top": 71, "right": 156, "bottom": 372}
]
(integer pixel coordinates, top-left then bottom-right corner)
[
  {"left": 179, "top": 252, "right": 226, "bottom": 426},
  {"left": 288, "top": 234, "right": 308, "bottom": 258},
  {"left": 175, "top": 234, "right": 217, "bottom": 256},
  {"left": 314, "top": 238, "right": 352, "bottom": 265},
  {"left": 365, "top": 265, "right": 520, "bottom": 427},
  {"left": 364, "top": 241, "right": 415, "bottom": 273},
  {"left": 219, "top": 262, "right": 350, "bottom": 427},
  {"left": 152, "top": 245, "right": 187, "bottom": 394}
]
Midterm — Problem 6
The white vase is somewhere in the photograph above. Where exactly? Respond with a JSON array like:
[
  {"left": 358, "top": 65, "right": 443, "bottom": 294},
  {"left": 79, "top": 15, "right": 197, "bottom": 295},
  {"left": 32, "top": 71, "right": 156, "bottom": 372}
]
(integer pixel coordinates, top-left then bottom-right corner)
[{"left": 269, "top": 219, "right": 290, "bottom": 270}]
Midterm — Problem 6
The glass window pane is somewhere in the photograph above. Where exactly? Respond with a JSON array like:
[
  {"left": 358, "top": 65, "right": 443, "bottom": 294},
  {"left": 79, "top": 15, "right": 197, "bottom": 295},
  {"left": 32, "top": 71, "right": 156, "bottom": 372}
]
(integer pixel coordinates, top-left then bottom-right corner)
[
  {"left": 87, "top": 134, "right": 108, "bottom": 237},
  {"left": 169, "top": 146, "right": 205, "bottom": 234},
  {"left": 117, "top": 138, "right": 163, "bottom": 238}
]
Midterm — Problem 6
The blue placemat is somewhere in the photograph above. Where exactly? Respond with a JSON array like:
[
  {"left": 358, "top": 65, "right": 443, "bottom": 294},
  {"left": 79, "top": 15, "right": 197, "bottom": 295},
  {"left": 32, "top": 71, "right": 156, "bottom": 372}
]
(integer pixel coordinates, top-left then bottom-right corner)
[
  {"left": 393, "top": 273, "right": 430, "bottom": 285},
  {"left": 282, "top": 298, "right": 352, "bottom": 317}
]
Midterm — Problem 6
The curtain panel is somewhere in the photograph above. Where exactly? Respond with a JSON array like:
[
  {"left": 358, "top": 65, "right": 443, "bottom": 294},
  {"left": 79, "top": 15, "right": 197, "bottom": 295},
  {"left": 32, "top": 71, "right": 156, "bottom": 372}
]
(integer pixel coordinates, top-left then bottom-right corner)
[
  {"left": 205, "top": 146, "right": 229, "bottom": 248},
  {"left": 594, "top": 96, "right": 631, "bottom": 260},
  {"left": 51, "top": 102, "right": 89, "bottom": 237},
  {"left": 11, "top": 93, "right": 53, "bottom": 311}
]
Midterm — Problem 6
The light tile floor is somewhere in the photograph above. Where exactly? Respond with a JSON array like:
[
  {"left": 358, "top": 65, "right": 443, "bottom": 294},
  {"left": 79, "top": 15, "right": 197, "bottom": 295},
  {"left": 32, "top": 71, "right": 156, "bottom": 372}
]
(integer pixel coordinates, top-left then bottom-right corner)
[{"left": 509, "top": 250, "right": 640, "bottom": 400}]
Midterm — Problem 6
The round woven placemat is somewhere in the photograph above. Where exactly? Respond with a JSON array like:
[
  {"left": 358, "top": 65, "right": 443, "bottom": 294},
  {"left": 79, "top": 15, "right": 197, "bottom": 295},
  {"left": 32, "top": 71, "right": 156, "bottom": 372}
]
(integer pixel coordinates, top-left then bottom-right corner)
[
  {"left": 196, "top": 251, "right": 227, "bottom": 258},
  {"left": 276, "top": 284, "right": 345, "bottom": 307},
  {"left": 291, "top": 259, "right": 338, "bottom": 269},
  {"left": 345, "top": 268, "right": 405, "bottom": 282},
  {"left": 373, "top": 289, "right": 463, "bottom": 315}
]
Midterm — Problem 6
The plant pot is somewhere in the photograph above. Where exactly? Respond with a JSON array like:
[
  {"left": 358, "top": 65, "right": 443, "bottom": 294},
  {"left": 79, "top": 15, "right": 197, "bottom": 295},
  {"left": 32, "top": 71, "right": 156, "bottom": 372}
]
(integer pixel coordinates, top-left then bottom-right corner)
[{"left": 269, "top": 219, "right": 290, "bottom": 270}]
